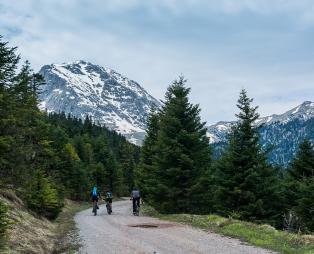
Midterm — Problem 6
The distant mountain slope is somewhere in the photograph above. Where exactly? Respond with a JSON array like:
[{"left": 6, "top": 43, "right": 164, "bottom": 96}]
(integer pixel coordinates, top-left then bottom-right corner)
[
  {"left": 207, "top": 101, "right": 314, "bottom": 165},
  {"left": 39, "top": 61, "right": 161, "bottom": 145}
]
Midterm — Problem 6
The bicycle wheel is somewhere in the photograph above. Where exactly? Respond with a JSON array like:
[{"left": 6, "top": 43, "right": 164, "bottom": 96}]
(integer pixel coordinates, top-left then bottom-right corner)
[
  {"left": 106, "top": 203, "right": 112, "bottom": 214},
  {"left": 93, "top": 203, "right": 97, "bottom": 216}
]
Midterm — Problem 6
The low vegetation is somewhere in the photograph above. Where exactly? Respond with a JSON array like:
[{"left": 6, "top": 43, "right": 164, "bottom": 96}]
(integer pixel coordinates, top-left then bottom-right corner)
[
  {"left": 0, "top": 190, "right": 55, "bottom": 253},
  {"left": 142, "top": 205, "right": 314, "bottom": 254},
  {"left": 0, "top": 189, "right": 88, "bottom": 253},
  {"left": 52, "top": 199, "right": 89, "bottom": 254},
  {"left": 0, "top": 200, "right": 9, "bottom": 251}
]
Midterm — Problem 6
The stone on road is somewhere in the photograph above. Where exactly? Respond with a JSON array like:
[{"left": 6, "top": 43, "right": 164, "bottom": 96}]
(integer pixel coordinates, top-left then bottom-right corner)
[{"left": 75, "top": 200, "right": 275, "bottom": 254}]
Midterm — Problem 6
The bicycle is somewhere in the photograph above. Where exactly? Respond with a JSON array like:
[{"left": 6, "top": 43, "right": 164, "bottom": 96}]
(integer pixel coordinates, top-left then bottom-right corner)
[
  {"left": 92, "top": 200, "right": 98, "bottom": 216},
  {"left": 132, "top": 198, "right": 140, "bottom": 216},
  {"left": 106, "top": 201, "right": 112, "bottom": 215},
  {"left": 133, "top": 204, "right": 139, "bottom": 216}
]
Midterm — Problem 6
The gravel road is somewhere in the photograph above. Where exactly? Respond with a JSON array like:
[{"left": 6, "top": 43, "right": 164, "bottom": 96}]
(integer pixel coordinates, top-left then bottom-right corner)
[{"left": 75, "top": 200, "right": 276, "bottom": 254}]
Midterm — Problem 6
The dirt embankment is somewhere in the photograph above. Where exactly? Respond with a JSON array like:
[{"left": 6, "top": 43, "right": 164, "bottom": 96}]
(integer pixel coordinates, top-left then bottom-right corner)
[
  {"left": 0, "top": 190, "right": 55, "bottom": 253},
  {"left": 0, "top": 190, "right": 86, "bottom": 254}
]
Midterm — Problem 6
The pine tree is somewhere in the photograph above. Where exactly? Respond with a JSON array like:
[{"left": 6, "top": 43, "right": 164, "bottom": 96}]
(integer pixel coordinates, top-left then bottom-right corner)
[
  {"left": 213, "top": 90, "right": 281, "bottom": 225},
  {"left": 57, "top": 143, "right": 87, "bottom": 199},
  {"left": 119, "top": 143, "right": 137, "bottom": 194},
  {"left": 25, "top": 170, "right": 62, "bottom": 219},
  {"left": 150, "top": 77, "right": 211, "bottom": 213},
  {"left": 136, "top": 107, "right": 160, "bottom": 201},
  {"left": 0, "top": 41, "right": 48, "bottom": 187},
  {"left": 289, "top": 139, "right": 314, "bottom": 179},
  {"left": 295, "top": 177, "right": 314, "bottom": 231},
  {"left": 0, "top": 35, "right": 19, "bottom": 87},
  {"left": 0, "top": 37, "right": 20, "bottom": 182},
  {"left": 284, "top": 139, "right": 314, "bottom": 231}
]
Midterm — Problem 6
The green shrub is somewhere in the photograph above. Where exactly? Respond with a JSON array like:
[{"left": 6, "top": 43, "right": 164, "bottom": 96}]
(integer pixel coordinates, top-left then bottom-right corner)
[{"left": 25, "top": 170, "right": 63, "bottom": 219}]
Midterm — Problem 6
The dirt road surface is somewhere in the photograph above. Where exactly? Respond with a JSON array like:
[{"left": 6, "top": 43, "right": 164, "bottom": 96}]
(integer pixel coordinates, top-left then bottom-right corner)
[{"left": 75, "top": 200, "right": 276, "bottom": 254}]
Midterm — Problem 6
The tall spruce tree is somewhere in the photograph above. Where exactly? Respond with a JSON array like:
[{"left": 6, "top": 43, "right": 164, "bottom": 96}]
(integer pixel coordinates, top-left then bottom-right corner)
[
  {"left": 289, "top": 139, "right": 314, "bottom": 179},
  {"left": 284, "top": 139, "right": 314, "bottom": 231},
  {"left": 119, "top": 143, "right": 137, "bottom": 194},
  {"left": 0, "top": 35, "right": 19, "bottom": 87},
  {"left": 295, "top": 177, "right": 314, "bottom": 232},
  {"left": 150, "top": 77, "right": 211, "bottom": 213},
  {"left": 213, "top": 90, "right": 281, "bottom": 225},
  {"left": 0, "top": 37, "right": 19, "bottom": 183},
  {"left": 136, "top": 107, "right": 160, "bottom": 202}
]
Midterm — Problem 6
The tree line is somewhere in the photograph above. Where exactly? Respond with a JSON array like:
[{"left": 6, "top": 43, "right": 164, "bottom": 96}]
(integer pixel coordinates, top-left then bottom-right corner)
[
  {"left": 136, "top": 78, "right": 314, "bottom": 232},
  {"left": 0, "top": 36, "right": 139, "bottom": 224}
]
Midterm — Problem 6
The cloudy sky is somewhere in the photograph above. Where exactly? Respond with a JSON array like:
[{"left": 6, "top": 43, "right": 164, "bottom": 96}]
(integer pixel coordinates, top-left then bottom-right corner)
[{"left": 1, "top": 0, "right": 314, "bottom": 124}]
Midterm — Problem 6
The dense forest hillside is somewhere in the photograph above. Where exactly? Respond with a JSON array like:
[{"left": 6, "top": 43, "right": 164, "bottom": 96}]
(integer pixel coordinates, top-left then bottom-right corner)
[{"left": 0, "top": 36, "right": 138, "bottom": 228}]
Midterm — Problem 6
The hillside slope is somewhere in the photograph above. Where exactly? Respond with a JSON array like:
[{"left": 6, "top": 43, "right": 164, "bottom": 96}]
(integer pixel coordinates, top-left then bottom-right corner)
[{"left": 0, "top": 190, "right": 55, "bottom": 253}]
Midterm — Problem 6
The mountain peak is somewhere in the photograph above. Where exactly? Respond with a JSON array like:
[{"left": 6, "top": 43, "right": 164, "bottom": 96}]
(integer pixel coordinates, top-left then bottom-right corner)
[
  {"left": 207, "top": 101, "right": 314, "bottom": 165},
  {"left": 299, "top": 100, "right": 314, "bottom": 110},
  {"left": 39, "top": 61, "right": 161, "bottom": 145},
  {"left": 208, "top": 101, "right": 314, "bottom": 142}
]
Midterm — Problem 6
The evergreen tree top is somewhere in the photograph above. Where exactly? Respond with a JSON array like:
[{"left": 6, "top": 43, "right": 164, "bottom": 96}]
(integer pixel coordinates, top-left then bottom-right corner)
[
  {"left": 0, "top": 36, "right": 20, "bottom": 87},
  {"left": 289, "top": 139, "right": 314, "bottom": 179},
  {"left": 236, "top": 89, "right": 259, "bottom": 123},
  {"left": 164, "top": 76, "right": 190, "bottom": 102}
]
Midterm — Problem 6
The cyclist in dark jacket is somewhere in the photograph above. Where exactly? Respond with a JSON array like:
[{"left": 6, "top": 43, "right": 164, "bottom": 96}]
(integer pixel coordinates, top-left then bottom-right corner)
[
  {"left": 131, "top": 188, "right": 140, "bottom": 213},
  {"left": 105, "top": 189, "right": 113, "bottom": 212}
]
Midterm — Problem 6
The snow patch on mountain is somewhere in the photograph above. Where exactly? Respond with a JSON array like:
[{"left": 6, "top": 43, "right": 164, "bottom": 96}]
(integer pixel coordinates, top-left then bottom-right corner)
[
  {"left": 39, "top": 60, "right": 161, "bottom": 145},
  {"left": 255, "top": 101, "right": 314, "bottom": 126},
  {"left": 207, "top": 101, "right": 314, "bottom": 165},
  {"left": 207, "top": 101, "right": 314, "bottom": 144}
]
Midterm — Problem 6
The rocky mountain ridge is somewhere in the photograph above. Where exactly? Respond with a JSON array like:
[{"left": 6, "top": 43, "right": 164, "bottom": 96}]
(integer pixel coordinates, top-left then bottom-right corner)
[
  {"left": 39, "top": 60, "right": 161, "bottom": 145},
  {"left": 207, "top": 101, "right": 314, "bottom": 165}
]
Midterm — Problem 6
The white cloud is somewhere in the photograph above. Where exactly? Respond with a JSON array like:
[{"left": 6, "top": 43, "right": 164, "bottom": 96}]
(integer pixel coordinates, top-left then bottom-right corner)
[{"left": 1, "top": 0, "right": 314, "bottom": 124}]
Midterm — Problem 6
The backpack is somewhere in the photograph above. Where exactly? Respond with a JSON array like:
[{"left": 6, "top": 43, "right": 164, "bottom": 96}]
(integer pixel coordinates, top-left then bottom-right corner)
[
  {"left": 106, "top": 192, "right": 112, "bottom": 199},
  {"left": 132, "top": 190, "right": 140, "bottom": 198},
  {"left": 92, "top": 187, "right": 98, "bottom": 197}
]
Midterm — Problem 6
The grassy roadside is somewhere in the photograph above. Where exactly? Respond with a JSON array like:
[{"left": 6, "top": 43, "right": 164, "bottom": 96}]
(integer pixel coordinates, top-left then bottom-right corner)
[
  {"left": 52, "top": 199, "right": 89, "bottom": 254},
  {"left": 142, "top": 205, "right": 314, "bottom": 254},
  {"left": 0, "top": 189, "right": 89, "bottom": 254}
]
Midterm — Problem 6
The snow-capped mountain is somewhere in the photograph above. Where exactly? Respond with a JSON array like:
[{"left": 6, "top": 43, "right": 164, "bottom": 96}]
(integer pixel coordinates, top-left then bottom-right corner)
[
  {"left": 39, "top": 61, "right": 161, "bottom": 145},
  {"left": 206, "top": 121, "right": 235, "bottom": 143},
  {"left": 207, "top": 101, "right": 314, "bottom": 165}
]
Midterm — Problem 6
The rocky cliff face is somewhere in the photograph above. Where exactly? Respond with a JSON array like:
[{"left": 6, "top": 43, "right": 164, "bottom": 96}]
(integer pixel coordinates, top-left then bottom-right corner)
[{"left": 39, "top": 61, "right": 161, "bottom": 145}]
